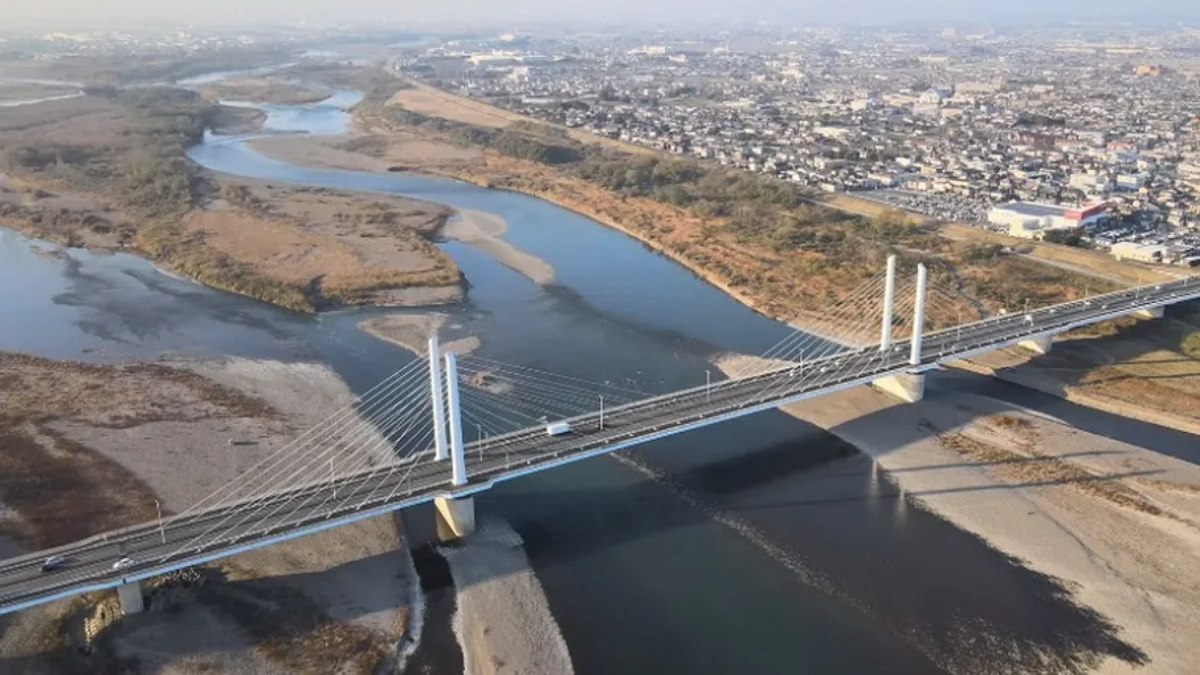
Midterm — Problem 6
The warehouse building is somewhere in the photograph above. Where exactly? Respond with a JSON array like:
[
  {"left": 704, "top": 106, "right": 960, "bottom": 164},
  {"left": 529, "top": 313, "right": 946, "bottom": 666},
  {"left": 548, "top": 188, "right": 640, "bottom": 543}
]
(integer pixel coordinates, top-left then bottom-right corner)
[{"left": 987, "top": 201, "right": 1110, "bottom": 239}]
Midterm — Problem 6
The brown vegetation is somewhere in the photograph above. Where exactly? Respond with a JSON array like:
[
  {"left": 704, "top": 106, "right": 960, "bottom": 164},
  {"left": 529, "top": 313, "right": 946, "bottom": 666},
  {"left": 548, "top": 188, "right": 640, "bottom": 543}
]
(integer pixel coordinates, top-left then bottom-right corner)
[
  {"left": 185, "top": 181, "right": 460, "bottom": 310},
  {"left": 0, "top": 89, "right": 461, "bottom": 312},
  {"left": 202, "top": 565, "right": 394, "bottom": 675},
  {"left": 197, "top": 78, "right": 329, "bottom": 106},
  {"left": 938, "top": 431, "right": 1169, "bottom": 518},
  {"left": 0, "top": 353, "right": 276, "bottom": 548}
]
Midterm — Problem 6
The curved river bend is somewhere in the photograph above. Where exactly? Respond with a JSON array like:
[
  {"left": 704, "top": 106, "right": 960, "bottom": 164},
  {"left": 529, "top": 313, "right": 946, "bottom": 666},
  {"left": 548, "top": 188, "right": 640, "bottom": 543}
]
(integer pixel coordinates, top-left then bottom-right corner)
[{"left": 0, "top": 91, "right": 1132, "bottom": 674}]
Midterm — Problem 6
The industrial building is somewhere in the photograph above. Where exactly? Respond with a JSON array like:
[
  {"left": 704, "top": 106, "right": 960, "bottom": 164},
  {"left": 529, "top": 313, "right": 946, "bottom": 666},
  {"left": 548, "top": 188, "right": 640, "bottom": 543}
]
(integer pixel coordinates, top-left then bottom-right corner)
[
  {"left": 986, "top": 202, "right": 1110, "bottom": 239},
  {"left": 1110, "top": 241, "right": 1168, "bottom": 264}
]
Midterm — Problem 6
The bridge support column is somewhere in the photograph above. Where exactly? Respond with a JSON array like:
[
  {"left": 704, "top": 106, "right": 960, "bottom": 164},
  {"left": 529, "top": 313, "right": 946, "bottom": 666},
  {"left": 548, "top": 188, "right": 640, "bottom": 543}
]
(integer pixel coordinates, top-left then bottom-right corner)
[
  {"left": 1018, "top": 334, "right": 1055, "bottom": 355},
  {"left": 1132, "top": 306, "right": 1164, "bottom": 319},
  {"left": 116, "top": 580, "right": 144, "bottom": 615},
  {"left": 444, "top": 353, "right": 467, "bottom": 487},
  {"left": 434, "top": 496, "right": 476, "bottom": 540},
  {"left": 429, "top": 337, "right": 449, "bottom": 462},
  {"left": 871, "top": 372, "right": 925, "bottom": 403},
  {"left": 880, "top": 254, "right": 897, "bottom": 351}
]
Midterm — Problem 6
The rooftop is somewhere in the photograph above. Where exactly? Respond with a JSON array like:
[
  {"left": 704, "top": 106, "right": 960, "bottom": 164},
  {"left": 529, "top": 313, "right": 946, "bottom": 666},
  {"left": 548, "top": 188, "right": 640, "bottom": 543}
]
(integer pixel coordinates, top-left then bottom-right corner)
[{"left": 992, "top": 202, "right": 1072, "bottom": 217}]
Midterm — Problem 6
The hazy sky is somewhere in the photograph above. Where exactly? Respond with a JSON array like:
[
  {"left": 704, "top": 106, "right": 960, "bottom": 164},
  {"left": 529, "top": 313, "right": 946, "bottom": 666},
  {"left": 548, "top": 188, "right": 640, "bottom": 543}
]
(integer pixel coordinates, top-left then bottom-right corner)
[{"left": 7, "top": 0, "right": 1198, "bottom": 31}]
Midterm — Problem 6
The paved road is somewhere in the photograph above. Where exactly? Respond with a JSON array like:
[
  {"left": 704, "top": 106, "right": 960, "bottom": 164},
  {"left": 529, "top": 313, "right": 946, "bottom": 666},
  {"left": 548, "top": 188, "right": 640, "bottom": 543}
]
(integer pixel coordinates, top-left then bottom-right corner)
[{"left": 2, "top": 277, "right": 1199, "bottom": 614}]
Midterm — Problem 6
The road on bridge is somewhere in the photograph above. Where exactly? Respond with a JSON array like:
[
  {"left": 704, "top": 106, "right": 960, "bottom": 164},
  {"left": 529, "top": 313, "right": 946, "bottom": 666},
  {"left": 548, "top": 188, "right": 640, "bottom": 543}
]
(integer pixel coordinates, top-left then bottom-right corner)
[{"left": 2, "top": 276, "right": 1199, "bottom": 614}]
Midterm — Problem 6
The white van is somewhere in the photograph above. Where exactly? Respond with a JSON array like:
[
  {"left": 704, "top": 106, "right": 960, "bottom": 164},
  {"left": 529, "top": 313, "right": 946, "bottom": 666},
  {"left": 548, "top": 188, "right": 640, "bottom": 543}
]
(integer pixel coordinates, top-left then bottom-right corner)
[{"left": 546, "top": 421, "right": 572, "bottom": 437}]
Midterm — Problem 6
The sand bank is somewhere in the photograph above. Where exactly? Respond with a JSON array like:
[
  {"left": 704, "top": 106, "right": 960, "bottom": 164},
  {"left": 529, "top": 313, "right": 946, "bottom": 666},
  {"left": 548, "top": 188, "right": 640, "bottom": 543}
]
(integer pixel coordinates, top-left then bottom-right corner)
[
  {"left": 714, "top": 354, "right": 1200, "bottom": 674},
  {"left": 359, "top": 313, "right": 481, "bottom": 358},
  {"left": 442, "top": 209, "right": 556, "bottom": 285},
  {"left": 441, "top": 518, "right": 573, "bottom": 675}
]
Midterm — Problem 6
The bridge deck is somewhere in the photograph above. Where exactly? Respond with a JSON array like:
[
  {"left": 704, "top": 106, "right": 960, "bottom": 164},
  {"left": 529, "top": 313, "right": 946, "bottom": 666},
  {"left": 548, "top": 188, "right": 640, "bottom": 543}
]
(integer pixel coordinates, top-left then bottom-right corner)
[{"left": 2, "top": 277, "right": 1199, "bottom": 614}]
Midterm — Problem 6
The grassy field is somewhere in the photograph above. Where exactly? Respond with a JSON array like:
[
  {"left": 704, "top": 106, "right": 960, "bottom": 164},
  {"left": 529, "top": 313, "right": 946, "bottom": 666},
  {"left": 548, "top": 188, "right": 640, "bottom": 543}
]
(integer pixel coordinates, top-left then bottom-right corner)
[
  {"left": 196, "top": 78, "right": 330, "bottom": 106},
  {"left": 390, "top": 78, "right": 658, "bottom": 156},
  {"left": 942, "top": 222, "right": 1185, "bottom": 285}
]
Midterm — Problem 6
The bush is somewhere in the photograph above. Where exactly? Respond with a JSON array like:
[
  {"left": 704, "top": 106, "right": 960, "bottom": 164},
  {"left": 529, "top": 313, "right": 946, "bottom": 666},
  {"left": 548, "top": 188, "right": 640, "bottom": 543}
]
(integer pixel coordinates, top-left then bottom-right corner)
[{"left": 489, "top": 131, "right": 580, "bottom": 164}]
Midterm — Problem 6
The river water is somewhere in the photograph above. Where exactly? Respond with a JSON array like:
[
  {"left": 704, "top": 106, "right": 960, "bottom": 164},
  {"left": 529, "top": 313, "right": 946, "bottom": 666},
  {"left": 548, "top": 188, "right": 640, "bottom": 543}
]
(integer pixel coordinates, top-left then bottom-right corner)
[{"left": 0, "top": 90, "right": 1138, "bottom": 673}]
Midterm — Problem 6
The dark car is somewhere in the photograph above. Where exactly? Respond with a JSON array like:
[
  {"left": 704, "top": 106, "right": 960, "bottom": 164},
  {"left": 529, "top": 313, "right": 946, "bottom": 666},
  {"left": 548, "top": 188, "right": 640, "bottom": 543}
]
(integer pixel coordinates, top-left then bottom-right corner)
[{"left": 40, "top": 555, "right": 67, "bottom": 572}]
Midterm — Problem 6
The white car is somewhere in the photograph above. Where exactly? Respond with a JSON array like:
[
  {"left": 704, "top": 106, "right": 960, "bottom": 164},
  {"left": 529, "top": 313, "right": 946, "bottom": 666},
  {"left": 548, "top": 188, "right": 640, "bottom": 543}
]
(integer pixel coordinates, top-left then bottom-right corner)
[{"left": 112, "top": 557, "right": 135, "bottom": 571}]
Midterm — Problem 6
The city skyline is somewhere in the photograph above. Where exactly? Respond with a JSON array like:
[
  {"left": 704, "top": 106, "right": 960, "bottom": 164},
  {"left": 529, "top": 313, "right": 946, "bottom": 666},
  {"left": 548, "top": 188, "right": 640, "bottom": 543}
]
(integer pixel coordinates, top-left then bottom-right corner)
[{"left": 5, "top": 0, "right": 1200, "bottom": 32}]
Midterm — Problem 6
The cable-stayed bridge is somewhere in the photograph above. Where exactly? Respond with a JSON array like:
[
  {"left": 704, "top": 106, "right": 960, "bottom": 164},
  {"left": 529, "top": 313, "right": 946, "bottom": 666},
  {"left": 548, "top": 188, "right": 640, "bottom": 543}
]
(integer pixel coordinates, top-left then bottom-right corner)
[{"left": 2, "top": 257, "right": 1199, "bottom": 616}]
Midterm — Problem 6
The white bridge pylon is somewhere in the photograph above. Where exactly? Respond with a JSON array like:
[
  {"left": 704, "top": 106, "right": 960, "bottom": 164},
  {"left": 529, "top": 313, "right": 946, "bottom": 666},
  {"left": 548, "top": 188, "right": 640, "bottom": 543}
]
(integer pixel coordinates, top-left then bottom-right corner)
[{"left": 427, "top": 337, "right": 469, "bottom": 486}]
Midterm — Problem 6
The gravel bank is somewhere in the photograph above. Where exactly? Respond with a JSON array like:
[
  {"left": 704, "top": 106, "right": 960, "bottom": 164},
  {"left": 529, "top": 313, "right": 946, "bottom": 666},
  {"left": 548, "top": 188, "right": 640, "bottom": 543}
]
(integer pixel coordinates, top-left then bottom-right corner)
[{"left": 442, "top": 518, "right": 573, "bottom": 675}]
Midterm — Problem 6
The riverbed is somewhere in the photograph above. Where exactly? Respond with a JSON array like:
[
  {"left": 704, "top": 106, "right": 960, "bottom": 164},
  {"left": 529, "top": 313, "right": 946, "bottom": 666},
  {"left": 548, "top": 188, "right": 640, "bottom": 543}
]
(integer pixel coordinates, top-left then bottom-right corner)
[{"left": 0, "top": 88, "right": 1148, "bottom": 674}]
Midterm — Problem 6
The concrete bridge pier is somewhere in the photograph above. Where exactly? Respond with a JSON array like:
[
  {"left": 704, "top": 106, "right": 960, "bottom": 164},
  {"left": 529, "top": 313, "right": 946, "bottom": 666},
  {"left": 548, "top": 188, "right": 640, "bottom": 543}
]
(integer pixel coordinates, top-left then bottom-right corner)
[
  {"left": 434, "top": 496, "right": 476, "bottom": 540},
  {"left": 872, "top": 372, "right": 926, "bottom": 403},
  {"left": 874, "top": 263, "right": 928, "bottom": 404},
  {"left": 1133, "top": 306, "right": 1164, "bottom": 319},
  {"left": 1018, "top": 334, "right": 1055, "bottom": 355},
  {"left": 116, "top": 580, "right": 144, "bottom": 615}
]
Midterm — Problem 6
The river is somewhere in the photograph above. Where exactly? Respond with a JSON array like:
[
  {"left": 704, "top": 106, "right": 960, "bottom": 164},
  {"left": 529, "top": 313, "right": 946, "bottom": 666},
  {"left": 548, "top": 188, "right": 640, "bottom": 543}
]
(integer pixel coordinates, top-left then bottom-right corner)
[{"left": 0, "top": 89, "right": 1138, "bottom": 674}]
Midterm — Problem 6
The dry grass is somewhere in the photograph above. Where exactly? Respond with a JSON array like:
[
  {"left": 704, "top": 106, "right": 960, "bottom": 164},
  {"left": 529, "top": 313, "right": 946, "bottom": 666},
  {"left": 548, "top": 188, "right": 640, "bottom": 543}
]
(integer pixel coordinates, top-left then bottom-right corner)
[
  {"left": 1017, "top": 310, "right": 1200, "bottom": 422},
  {"left": 0, "top": 352, "right": 276, "bottom": 428},
  {"left": 390, "top": 80, "right": 657, "bottom": 156},
  {"left": 990, "top": 414, "right": 1034, "bottom": 431},
  {"left": 0, "top": 352, "right": 279, "bottom": 548},
  {"left": 182, "top": 181, "right": 460, "bottom": 309},
  {"left": 943, "top": 222, "right": 1185, "bottom": 285},
  {"left": 938, "top": 432, "right": 1169, "bottom": 518},
  {"left": 204, "top": 565, "right": 393, "bottom": 675},
  {"left": 0, "top": 92, "right": 460, "bottom": 313},
  {"left": 0, "top": 425, "right": 158, "bottom": 549},
  {"left": 197, "top": 79, "right": 329, "bottom": 106}
]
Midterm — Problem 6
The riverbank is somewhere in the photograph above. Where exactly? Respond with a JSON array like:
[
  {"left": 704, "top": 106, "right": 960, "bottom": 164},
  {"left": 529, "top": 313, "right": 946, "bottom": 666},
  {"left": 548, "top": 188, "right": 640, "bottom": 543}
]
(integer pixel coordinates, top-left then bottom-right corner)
[
  {"left": 0, "top": 352, "right": 420, "bottom": 674},
  {"left": 714, "top": 354, "right": 1200, "bottom": 673},
  {"left": 951, "top": 304, "right": 1200, "bottom": 434},
  {"left": 251, "top": 131, "right": 815, "bottom": 325},
  {"left": 242, "top": 91, "right": 1124, "bottom": 340}
]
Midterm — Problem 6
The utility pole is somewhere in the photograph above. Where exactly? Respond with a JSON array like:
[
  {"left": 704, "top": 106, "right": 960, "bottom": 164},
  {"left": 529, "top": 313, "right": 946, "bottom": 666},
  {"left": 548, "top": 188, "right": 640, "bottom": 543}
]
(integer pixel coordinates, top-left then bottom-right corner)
[
  {"left": 705, "top": 369, "right": 712, "bottom": 403},
  {"left": 599, "top": 395, "right": 605, "bottom": 431}
]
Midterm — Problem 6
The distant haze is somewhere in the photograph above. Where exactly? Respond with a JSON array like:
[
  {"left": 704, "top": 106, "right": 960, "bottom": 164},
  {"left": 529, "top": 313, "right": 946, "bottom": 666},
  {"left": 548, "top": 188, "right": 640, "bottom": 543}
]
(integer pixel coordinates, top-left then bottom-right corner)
[{"left": 6, "top": 0, "right": 1198, "bottom": 31}]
